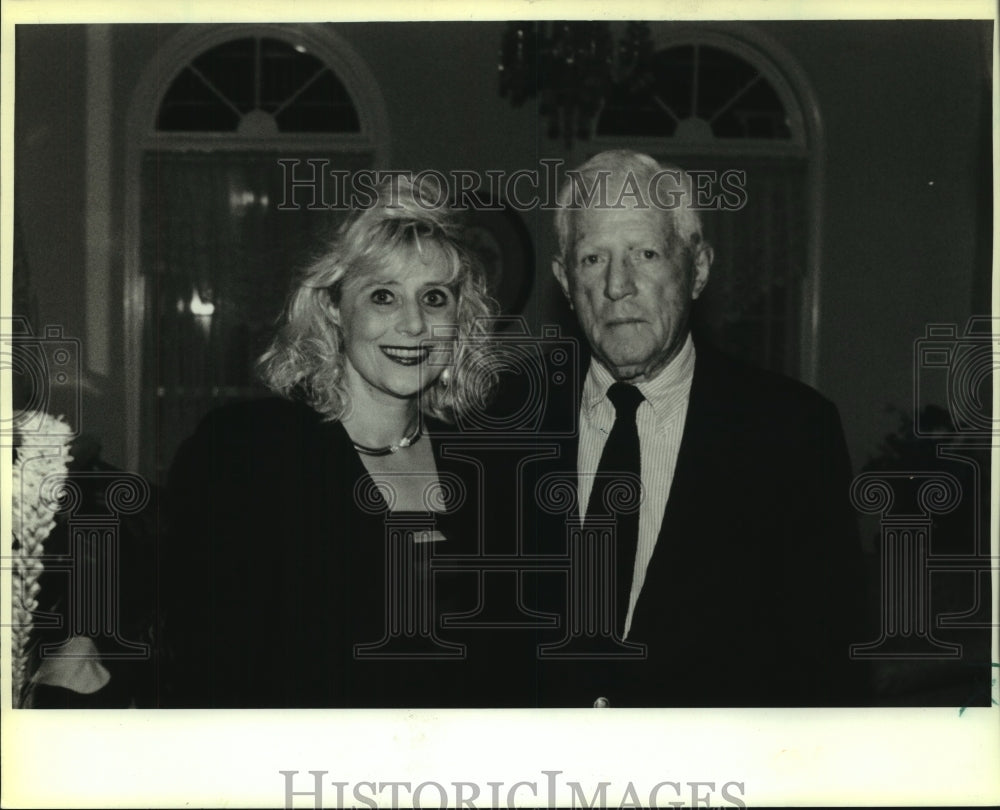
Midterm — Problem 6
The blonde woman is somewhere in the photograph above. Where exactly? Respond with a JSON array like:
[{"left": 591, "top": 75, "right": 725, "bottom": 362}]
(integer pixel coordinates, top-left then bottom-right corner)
[{"left": 161, "top": 175, "right": 497, "bottom": 707}]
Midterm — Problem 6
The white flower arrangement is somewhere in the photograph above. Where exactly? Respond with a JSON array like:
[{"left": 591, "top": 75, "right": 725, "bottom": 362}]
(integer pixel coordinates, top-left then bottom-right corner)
[{"left": 10, "top": 411, "right": 74, "bottom": 708}]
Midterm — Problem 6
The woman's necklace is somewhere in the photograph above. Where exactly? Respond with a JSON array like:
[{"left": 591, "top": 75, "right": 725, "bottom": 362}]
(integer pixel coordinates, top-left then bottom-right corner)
[{"left": 351, "top": 422, "right": 423, "bottom": 457}]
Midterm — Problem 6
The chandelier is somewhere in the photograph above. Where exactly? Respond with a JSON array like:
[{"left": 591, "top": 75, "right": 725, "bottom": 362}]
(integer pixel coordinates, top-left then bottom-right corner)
[{"left": 498, "top": 21, "right": 654, "bottom": 147}]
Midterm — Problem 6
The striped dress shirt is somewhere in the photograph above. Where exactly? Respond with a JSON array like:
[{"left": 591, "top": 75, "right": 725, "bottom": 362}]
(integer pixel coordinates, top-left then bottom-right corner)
[{"left": 577, "top": 335, "right": 696, "bottom": 638}]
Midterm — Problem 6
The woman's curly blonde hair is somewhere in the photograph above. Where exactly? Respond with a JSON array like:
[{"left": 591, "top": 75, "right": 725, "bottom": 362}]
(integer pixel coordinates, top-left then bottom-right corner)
[{"left": 257, "top": 174, "right": 498, "bottom": 422}]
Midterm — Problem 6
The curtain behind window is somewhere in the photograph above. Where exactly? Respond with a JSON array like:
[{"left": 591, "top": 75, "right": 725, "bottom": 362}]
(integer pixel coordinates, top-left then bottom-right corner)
[
  {"left": 140, "top": 151, "right": 371, "bottom": 483},
  {"left": 687, "top": 157, "right": 808, "bottom": 376}
]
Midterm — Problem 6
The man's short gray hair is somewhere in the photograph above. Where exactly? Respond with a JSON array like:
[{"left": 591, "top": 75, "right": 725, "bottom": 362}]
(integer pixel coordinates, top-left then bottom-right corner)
[{"left": 554, "top": 149, "right": 705, "bottom": 262}]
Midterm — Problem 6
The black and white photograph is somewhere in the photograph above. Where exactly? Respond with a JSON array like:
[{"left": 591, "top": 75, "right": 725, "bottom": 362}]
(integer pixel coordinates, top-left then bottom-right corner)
[{"left": 2, "top": 0, "right": 997, "bottom": 806}]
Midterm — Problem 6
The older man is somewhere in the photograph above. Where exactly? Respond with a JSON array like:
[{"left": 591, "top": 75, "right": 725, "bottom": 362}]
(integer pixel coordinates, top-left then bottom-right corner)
[{"left": 498, "top": 150, "right": 869, "bottom": 707}]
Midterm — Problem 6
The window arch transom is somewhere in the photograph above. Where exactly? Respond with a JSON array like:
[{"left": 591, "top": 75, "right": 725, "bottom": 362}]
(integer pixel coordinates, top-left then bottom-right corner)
[
  {"left": 597, "top": 40, "right": 805, "bottom": 147},
  {"left": 156, "top": 36, "right": 361, "bottom": 134}
]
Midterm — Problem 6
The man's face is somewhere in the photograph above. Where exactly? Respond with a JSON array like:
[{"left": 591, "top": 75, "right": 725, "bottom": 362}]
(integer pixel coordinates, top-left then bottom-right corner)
[{"left": 552, "top": 203, "right": 711, "bottom": 383}]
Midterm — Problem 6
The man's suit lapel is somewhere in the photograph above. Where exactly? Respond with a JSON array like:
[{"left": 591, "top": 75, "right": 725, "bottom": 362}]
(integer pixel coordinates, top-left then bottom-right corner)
[
  {"left": 628, "top": 346, "right": 732, "bottom": 637},
  {"left": 656, "top": 346, "right": 727, "bottom": 532}
]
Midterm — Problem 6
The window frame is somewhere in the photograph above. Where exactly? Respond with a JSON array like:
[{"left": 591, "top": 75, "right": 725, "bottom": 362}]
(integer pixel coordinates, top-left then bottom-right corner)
[
  {"left": 123, "top": 24, "right": 390, "bottom": 473},
  {"left": 591, "top": 23, "right": 823, "bottom": 386}
]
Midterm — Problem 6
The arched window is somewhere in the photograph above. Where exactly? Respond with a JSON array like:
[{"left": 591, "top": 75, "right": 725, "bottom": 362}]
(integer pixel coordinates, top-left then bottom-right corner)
[
  {"left": 125, "top": 26, "right": 388, "bottom": 480},
  {"left": 594, "top": 28, "right": 820, "bottom": 382},
  {"left": 155, "top": 36, "right": 362, "bottom": 134},
  {"left": 597, "top": 42, "right": 802, "bottom": 142}
]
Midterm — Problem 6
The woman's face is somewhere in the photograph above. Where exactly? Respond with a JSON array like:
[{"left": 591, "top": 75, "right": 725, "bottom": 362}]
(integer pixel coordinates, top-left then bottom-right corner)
[{"left": 334, "top": 241, "right": 458, "bottom": 406}]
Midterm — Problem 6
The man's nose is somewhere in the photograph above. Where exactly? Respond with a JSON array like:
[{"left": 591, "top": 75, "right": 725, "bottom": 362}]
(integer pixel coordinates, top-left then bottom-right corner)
[
  {"left": 396, "top": 299, "right": 427, "bottom": 336},
  {"left": 604, "top": 254, "right": 637, "bottom": 300}
]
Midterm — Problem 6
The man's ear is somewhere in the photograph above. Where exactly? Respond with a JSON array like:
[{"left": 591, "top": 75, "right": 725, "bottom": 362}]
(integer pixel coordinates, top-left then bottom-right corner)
[
  {"left": 691, "top": 243, "right": 713, "bottom": 300},
  {"left": 551, "top": 256, "right": 573, "bottom": 305}
]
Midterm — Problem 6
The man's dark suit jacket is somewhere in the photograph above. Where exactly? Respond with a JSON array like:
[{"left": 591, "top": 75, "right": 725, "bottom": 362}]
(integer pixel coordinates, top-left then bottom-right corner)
[{"left": 482, "top": 341, "right": 871, "bottom": 707}]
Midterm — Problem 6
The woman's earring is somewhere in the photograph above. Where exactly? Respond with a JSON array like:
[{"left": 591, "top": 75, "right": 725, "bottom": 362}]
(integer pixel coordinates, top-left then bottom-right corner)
[{"left": 440, "top": 367, "right": 452, "bottom": 388}]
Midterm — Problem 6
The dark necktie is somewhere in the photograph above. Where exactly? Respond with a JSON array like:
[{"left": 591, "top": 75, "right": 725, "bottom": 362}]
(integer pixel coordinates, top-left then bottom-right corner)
[{"left": 585, "top": 382, "right": 644, "bottom": 637}]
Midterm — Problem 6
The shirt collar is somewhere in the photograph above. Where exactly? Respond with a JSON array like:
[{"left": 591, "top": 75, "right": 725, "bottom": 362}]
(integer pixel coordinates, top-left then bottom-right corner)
[{"left": 582, "top": 334, "right": 696, "bottom": 428}]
